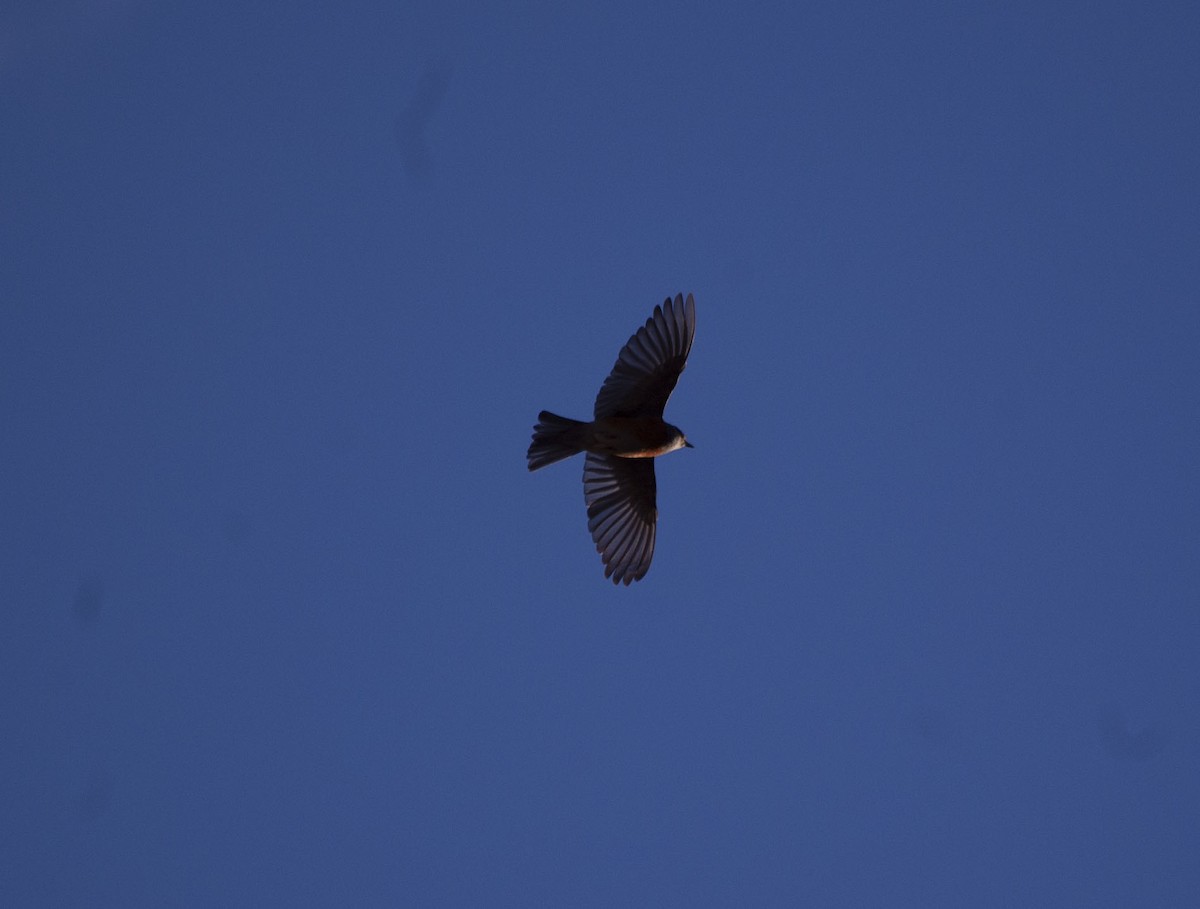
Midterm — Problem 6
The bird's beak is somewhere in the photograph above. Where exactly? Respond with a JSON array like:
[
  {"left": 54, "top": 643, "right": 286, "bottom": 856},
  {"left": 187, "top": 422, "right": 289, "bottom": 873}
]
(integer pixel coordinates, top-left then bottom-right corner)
[{"left": 684, "top": 440, "right": 694, "bottom": 448}]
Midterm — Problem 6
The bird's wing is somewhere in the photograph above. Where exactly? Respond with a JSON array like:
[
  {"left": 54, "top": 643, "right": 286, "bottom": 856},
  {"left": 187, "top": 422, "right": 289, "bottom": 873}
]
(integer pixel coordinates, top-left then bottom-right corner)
[
  {"left": 593, "top": 293, "right": 696, "bottom": 419},
  {"left": 584, "top": 453, "right": 657, "bottom": 585}
]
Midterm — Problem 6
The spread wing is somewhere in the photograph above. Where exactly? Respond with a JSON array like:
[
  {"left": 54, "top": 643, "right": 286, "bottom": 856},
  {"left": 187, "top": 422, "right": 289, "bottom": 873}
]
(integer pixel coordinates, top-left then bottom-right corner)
[
  {"left": 593, "top": 293, "right": 696, "bottom": 419},
  {"left": 583, "top": 453, "right": 657, "bottom": 585}
]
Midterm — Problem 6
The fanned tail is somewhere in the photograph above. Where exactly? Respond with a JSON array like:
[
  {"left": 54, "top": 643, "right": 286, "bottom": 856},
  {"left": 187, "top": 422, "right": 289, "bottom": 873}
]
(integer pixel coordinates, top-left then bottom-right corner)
[{"left": 527, "top": 411, "right": 587, "bottom": 471}]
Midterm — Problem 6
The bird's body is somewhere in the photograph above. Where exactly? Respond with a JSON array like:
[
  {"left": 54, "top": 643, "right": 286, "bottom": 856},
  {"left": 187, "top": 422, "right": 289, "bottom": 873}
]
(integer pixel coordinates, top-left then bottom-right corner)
[
  {"left": 529, "top": 413, "right": 690, "bottom": 464},
  {"left": 527, "top": 293, "right": 696, "bottom": 585}
]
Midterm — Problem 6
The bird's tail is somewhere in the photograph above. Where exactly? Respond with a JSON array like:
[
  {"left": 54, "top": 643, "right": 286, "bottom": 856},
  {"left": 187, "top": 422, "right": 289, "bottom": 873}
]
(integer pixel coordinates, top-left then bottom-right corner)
[{"left": 528, "top": 411, "right": 587, "bottom": 471}]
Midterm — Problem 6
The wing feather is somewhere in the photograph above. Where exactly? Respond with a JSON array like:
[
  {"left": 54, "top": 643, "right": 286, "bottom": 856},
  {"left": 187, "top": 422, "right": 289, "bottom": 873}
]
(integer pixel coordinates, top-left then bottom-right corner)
[
  {"left": 593, "top": 293, "right": 696, "bottom": 419},
  {"left": 583, "top": 453, "right": 657, "bottom": 584}
]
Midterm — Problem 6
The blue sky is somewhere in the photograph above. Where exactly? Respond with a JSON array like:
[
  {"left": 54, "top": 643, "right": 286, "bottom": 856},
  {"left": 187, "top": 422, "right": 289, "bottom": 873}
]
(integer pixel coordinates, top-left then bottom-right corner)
[{"left": 2, "top": 1, "right": 1198, "bottom": 905}]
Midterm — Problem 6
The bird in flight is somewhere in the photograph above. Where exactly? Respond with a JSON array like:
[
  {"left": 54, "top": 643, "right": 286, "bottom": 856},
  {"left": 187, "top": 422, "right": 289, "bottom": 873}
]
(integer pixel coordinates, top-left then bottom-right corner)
[{"left": 527, "top": 293, "right": 696, "bottom": 585}]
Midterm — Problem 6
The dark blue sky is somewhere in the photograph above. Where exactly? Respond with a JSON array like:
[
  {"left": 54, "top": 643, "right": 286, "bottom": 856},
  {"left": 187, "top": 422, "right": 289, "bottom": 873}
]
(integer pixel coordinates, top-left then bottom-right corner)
[{"left": 3, "top": 2, "right": 1198, "bottom": 905}]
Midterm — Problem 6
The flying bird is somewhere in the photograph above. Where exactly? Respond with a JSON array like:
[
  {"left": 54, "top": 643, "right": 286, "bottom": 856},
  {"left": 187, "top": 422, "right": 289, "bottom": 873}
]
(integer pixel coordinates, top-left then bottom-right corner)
[{"left": 528, "top": 293, "right": 696, "bottom": 584}]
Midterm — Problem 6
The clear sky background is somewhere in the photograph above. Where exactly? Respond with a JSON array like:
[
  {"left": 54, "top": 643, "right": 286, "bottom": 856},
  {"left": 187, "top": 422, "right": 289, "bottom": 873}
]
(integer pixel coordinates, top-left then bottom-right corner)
[{"left": 2, "top": 1, "right": 1198, "bottom": 906}]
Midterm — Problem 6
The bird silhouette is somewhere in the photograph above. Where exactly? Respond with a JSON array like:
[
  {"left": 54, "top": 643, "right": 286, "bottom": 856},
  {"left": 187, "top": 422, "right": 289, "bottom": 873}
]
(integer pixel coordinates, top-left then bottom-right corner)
[{"left": 528, "top": 293, "right": 696, "bottom": 584}]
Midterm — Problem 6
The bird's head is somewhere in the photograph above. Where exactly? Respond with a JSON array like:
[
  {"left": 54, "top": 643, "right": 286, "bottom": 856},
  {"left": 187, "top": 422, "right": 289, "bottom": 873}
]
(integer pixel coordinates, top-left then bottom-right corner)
[{"left": 665, "top": 423, "right": 692, "bottom": 453}]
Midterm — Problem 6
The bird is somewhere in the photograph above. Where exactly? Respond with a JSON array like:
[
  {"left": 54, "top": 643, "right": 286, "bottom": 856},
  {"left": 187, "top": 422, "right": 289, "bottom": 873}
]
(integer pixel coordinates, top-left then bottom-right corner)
[{"left": 527, "top": 293, "right": 696, "bottom": 585}]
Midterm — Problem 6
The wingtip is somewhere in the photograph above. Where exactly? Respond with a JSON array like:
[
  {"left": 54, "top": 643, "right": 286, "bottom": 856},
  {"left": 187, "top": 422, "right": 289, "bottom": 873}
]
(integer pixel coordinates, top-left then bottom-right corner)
[{"left": 666, "top": 292, "right": 696, "bottom": 327}]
